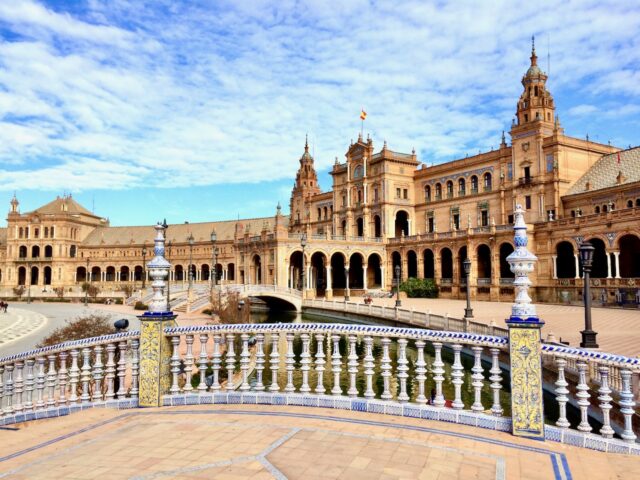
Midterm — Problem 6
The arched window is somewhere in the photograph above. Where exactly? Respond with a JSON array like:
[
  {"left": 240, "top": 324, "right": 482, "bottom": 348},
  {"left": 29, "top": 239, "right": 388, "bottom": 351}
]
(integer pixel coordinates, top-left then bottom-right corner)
[
  {"left": 34, "top": 228, "right": 39, "bottom": 238},
  {"left": 19, "top": 227, "right": 23, "bottom": 238},
  {"left": 424, "top": 185, "right": 431, "bottom": 202},
  {"left": 51, "top": 226, "right": 54, "bottom": 238},
  {"left": 317, "top": 208, "right": 321, "bottom": 221},
  {"left": 627, "top": 200, "right": 633, "bottom": 208},
  {"left": 483, "top": 172, "right": 492, "bottom": 191},
  {"left": 446, "top": 181, "right": 454, "bottom": 198},
  {"left": 458, "top": 178, "right": 465, "bottom": 195},
  {"left": 435, "top": 183, "right": 442, "bottom": 200},
  {"left": 353, "top": 165, "right": 363, "bottom": 179},
  {"left": 470, "top": 175, "right": 478, "bottom": 193},
  {"left": 594, "top": 206, "right": 600, "bottom": 214},
  {"left": 44, "top": 227, "right": 49, "bottom": 238}
]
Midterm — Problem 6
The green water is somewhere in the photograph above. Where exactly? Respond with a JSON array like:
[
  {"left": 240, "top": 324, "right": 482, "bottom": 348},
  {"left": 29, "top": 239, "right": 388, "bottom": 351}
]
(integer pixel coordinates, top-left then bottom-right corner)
[{"left": 247, "top": 309, "right": 512, "bottom": 416}]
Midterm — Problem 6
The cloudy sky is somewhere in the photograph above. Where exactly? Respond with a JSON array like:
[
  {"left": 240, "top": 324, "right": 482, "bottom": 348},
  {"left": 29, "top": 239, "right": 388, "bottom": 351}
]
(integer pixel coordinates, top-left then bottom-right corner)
[{"left": 0, "top": 0, "right": 639, "bottom": 226}]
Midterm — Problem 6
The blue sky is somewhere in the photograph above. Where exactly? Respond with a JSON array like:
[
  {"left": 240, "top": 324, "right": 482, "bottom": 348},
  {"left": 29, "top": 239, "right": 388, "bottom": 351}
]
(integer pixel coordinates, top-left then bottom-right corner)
[{"left": 0, "top": 0, "right": 639, "bottom": 226}]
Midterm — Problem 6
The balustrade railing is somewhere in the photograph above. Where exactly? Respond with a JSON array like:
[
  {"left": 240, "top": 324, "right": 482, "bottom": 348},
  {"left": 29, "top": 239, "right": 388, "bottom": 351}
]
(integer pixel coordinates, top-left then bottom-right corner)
[{"left": 0, "top": 331, "right": 140, "bottom": 420}]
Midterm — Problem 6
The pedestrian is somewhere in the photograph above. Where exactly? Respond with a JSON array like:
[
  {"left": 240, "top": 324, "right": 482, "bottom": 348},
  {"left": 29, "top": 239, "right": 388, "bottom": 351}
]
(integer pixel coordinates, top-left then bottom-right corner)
[{"left": 430, "top": 388, "right": 436, "bottom": 405}]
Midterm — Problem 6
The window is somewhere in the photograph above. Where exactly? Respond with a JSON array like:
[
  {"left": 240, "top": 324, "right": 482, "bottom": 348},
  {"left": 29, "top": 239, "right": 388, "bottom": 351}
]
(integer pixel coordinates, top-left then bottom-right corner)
[
  {"left": 396, "top": 188, "right": 401, "bottom": 198},
  {"left": 374, "top": 188, "right": 379, "bottom": 202},
  {"left": 424, "top": 185, "right": 431, "bottom": 202},
  {"left": 483, "top": 172, "right": 492, "bottom": 191},
  {"left": 595, "top": 206, "right": 600, "bottom": 214},
  {"left": 570, "top": 210, "right": 575, "bottom": 218},
  {"left": 428, "top": 217, "right": 434, "bottom": 233},
  {"left": 525, "top": 195, "right": 531, "bottom": 209},
  {"left": 470, "top": 176, "right": 478, "bottom": 193},
  {"left": 602, "top": 205, "right": 608, "bottom": 213},
  {"left": 546, "top": 154, "right": 554, "bottom": 173},
  {"left": 446, "top": 181, "right": 453, "bottom": 198},
  {"left": 524, "top": 114, "right": 529, "bottom": 122},
  {"left": 524, "top": 166, "right": 530, "bottom": 179},
  {"left": 508, "top": 214, "right": 514, "bottom": 224},
  {"left": 317, "top": 208, "right": 321, "bottom": 221},
  {"left": 435, "top": 183, "right": 442, "bottom": 200},
  {"left": 507, "top": 164, "right": 513, "bottom": 180},
  {"left": 627, "top": 200, "right": 633, "bottom": 208},
  {"left": 403, "top": 189, "right": 408, "bottom": 199},
  {"left": 481, "top": 210, "right": 488, "bottom": 227},
  {"left": 353, "top": 165, "right": 363, "bottom": 179},
  {"left": 452, "top": 214, "right": 460, "bottom": 230},
  {"left": 546, "top": 209, "right": 555, "bottom": 220},
  {"left": 458, "top": 178, "right": 465, "bottom": 195},
  {"left": 342, "top": 195, "right": 346, "bottom": 207}
]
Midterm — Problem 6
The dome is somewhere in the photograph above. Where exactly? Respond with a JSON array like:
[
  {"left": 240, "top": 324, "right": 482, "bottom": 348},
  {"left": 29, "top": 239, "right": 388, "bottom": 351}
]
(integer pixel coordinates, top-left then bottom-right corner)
[{"left": 526, "top": 64, "right": 542, "bottom": 77}]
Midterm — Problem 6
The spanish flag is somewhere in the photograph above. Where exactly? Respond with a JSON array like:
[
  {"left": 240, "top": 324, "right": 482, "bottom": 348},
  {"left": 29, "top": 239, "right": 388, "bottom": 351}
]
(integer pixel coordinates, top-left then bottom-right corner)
[{"left": 360, "top": 109, "right": 367, "bottom": 121}]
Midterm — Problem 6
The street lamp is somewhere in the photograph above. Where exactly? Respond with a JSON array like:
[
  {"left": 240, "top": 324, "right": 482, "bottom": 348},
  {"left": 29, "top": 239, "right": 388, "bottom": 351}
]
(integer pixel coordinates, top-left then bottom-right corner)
[
  {"left": 394, "top": 264, "right": 401, "bottom": 307},
  {"left": 300, "top": 234, "right": 307, "bottom": 296},
  {"left": 579, "top": 241, "right": 599, "bottom": 348},
  {"left": 84, "top": 257, "right": 89, "bottom": 307},
  {"left": 210, "top": 230, "right": 217, "bottom": 321},
  {"left": 141, "top": 244, "right": 147, "bottom": 288},
  {"left": 187, "top": 233, "right": 194, "bottom": 291},
  {"left": 463, "top": 257, "right": 473, "bottom": 319},
  {"left": 27, "top": 263, "right": 32, "bottom": 304},
  {"left": 166, "top": 240, "right": 172, "bottom": 309}
]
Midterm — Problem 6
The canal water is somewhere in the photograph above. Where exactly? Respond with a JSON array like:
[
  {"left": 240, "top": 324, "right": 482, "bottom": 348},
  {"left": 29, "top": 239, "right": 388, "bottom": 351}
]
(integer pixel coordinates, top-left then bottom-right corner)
[{"left": 248, "top": 309, "right": 514, "bottom": 416}]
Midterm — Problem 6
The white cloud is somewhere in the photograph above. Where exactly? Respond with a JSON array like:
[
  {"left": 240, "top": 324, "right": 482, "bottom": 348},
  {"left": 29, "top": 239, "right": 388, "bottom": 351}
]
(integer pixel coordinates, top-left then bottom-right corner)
[{"left": 0, "top": 0, "right": 638, "bottom": 192}]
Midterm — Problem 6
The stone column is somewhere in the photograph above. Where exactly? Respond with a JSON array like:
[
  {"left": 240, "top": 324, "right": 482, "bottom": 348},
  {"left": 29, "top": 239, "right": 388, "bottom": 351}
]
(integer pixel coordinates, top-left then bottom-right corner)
[
  {"left": 606, "top": 252, "right": 612, "bottom": 279},
  {"left": 614, "top": 251, "right": 621, "bottom": 279},
  {"left": 326, "top": 265, "right": 333, "bottom": 299},
  {"left": 574, "top": 254, "right": 580, "bottom": 279},
  {"left": 551, "top": 255, "right": 557, "bottom": 279},
  {"left": 362, "top": 267, "right": 368, "bottom": 290},
  {"left": 380, "top": 266, "right": 385, "bottom": 289},
  {"left": 506, "top": 204, "right": 544, "bottom": 440},
  {"left": 138, "top": 222, "right": 176, "bottom": 408}
]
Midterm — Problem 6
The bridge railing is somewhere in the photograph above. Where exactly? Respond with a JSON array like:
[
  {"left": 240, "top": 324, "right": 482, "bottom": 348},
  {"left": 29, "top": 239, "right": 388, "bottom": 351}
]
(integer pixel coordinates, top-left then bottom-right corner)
[{"left": 0, "top": 331, "right": 140, "bottom": 422}]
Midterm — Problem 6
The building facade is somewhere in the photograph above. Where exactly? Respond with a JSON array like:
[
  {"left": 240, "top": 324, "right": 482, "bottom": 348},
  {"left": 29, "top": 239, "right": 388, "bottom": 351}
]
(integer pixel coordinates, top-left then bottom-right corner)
[{"left": 1, "top": 44, "right": 639, "bottom": 304}]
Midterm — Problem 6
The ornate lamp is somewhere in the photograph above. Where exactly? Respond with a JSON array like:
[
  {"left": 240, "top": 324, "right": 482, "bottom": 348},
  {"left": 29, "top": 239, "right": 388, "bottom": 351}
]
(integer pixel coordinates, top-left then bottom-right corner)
[
  {"left": 578, "top": 241, "right": 598, "bottom": 348},
  {"left": 463, "top": 257, "right": 473, "bottom": 319},
  {"left": 395, "top": 264, "right": 402, "bottom": 307}
]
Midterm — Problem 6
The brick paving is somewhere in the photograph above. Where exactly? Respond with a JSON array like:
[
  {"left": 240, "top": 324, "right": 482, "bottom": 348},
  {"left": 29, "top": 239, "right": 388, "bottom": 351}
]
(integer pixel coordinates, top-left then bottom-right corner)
[{"left": 1, "top": 405, "right": 638, "bottom": 479}]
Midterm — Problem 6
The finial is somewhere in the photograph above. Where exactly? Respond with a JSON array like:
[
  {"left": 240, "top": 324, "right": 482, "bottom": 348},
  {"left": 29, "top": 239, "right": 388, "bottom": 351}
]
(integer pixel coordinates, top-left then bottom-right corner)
[
  {"left": 358, "top": 132, "right": 362, "bottom": 141},
  {"left": 501, "top": 130, "right": 506, "bottom": 146},
  {"left": 383, "top": 140, "right": 387, "bottom": 149},
  {"left": 276, "top": 201, "right": 281, "bottom": 215},
  {"left": 412, "top": 147, "right": 416, "bottom": 155},
  {"left": 530, "top": 35, "right": 538, "bottom": 66},
  {"left": 506, "top": 204, "right": 539, "bottom": 322},
  {"left": 334, "top": 156, "right": 339, "bottom": 165},
  {"left": 304, "top": 133, "right": 309, "bottom": 152}
]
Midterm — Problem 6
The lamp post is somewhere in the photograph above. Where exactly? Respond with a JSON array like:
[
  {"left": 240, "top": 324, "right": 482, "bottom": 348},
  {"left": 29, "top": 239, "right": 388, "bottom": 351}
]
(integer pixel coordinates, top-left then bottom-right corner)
[
  {"left": 579, "top": 241, "right": 599, "bottom": 348},
  {"left": 27, "top": 263, "right": 32, "bottom": 304},
  {"left": 300, "top": 234, "right": 307, "bottom": 297},
  {"left": 166, "top": 240, "right": 172, "bottom": 309},
  {"left": 187, "top": 233, "right": 194, "bottom": 301},
  {"left": 463, "top": 257, "right": 473, "bottom": 319},
  {"left": 141, "top": 244, "right": 147, "bottom": 288},
  {"left": 210, "top": 230, "right": 217, "bottom": 320},
  {"left": 394, "top": 264, "right": 401, "bottom": 307},
  {"left": 84, "top": 257, "right": 89, "bottom": 307}
]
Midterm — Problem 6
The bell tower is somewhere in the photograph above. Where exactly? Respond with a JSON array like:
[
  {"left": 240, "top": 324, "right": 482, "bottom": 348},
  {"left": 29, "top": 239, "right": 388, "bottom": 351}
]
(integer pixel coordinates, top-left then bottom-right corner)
[
  {"left": 514, "top": 37, "right": 555, "bottom": 128},
  {"left": 289, "top": 136, "right": 321, "bottom": 231}
]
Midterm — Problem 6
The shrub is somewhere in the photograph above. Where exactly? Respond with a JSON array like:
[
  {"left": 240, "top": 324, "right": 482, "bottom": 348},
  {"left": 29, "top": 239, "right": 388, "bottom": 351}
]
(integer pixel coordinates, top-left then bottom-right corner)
[
  {"left": 121, "top": 284, "right": 134, "bottom": 297},
  {"left": 208, "top": 291, "right": 250, "bottom": 324},
  {"left": 54, "top": 286, "right": 65, "bottom": 298},
  {"left": 399, "top": 278, "right": 438, "bottom": 298},
  {"left": 36, "top": 313, "right": 115, "bottom": 348},
  {"left": 13, "top": 286, "right": 25, "bottom": 298},
  {"left": 134, "top": 301, "right": 148, "bottom": 310}
]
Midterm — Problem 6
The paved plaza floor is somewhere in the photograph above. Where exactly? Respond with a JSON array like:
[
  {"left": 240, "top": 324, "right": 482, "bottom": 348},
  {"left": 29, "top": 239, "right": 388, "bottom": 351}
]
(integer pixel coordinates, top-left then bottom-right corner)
[{"left": 1, "top": 404, "right": 638, "bottom": 479}]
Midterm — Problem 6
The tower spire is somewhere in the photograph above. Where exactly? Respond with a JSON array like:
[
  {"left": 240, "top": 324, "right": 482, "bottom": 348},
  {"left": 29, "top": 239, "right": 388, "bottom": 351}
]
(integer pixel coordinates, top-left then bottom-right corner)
[
  {"left": 530, "top": 35, "right": 537, "bottom": 66},
  {"left": 304, "top": 133, "right": 309, "bottom": 152}
]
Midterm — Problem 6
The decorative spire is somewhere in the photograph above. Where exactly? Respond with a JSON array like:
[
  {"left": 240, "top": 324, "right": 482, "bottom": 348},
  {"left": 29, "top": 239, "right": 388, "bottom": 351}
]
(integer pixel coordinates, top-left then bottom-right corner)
[
  {"left": 501, "top": 130, "right": 506, "bottom": 147},
  {"left": 145, "top": 222, "right": 171, "bottom": 314},
  {"left": 506, "top": 205, "right": 539, "bottom": 322},
  {"left": 276, "top": 201, "right": 281, "bottom": 215},
  {"left": 530, "top": 35, "right": 537, "bottom": 65},
  {"left": 304, "top": 133, "right": 309, "bottom": 152}
]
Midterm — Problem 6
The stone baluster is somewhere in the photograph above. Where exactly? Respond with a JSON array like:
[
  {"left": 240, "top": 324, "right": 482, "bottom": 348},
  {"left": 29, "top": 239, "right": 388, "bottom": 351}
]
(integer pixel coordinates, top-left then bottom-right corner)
[
  {"left": 92, "top": 346, "right": 104, "bottom": 402},
  {"left": 197, "top": 334, "right": 209, "bottom": 391},
  {"left": 451, "top": 344, "right": 464, "bottom": 410},
  {"left": 0, "top": 365, "right": 4, "bottom": 414},
  {"left": 130, "top": 339, "right": 139, "bottom": 398},
  {"left": 46, "top": 354, "right": 57, "bottom": 407},
  {"left": 240, "top": 333, "right": 250, "bottom": 391},
  {"left": 489, "top": 348, "right": 503, "bottom": 416},
  {"left": 68, "top": 350, "right": 80, "bottom": 404},
  {"left": 183, "top": 334, "right": 195, "bottom": 392},
  {"left": 414, "top": 340, "right": 427, "bottom": 404},
  {"left": 432, "top": 342, "right": 445, "bottom": 407},
  {"left": 116, "top": 341, "right": 128, "bottom": 399},
  {"left": 300, "top": 333, "right": 311, "bottom": 393},
  {"left": 35, "top": 357, "right": 46, "bottom": 408},
  {"left": 598, "top": 366, "right": 614, "bottom": 438},
  {"left": 269, "top": 333, "right": 280, "bottom": 392},
  {"left": 170, "top": 336, "right": 181, "bottom": 394},
  {"left": 255, "top": 333, "right": 265, "bottom": 391},
  {"left": 554, "top": 358, "right": 570, "bottom": 428},
  {"left": 347, "top": 335, "right": 359, "bottom": 397},
  {"left": 397, "top": 339, "right": 409, "bottom": 403},
  {"left": 57, "top": 352, "right": 69, "bottom": 405},
  {"left": 23, "top": 359, "right": 35, "bottom": 412},
  {"left": 285, "top": 332, "right": 296, "bottom": 393},
  {"left": 380, "top": 337, "right": 392, "bottom": 400},
  {"left": 80, "top": 348, "right": 91, "bottom": 403},
  {"left": 3, "top": 364, "right": 13, "bottom": 415},
  {"left": 225, "top": 333, "right": 235, "bottom": 391},
  {"left": 14, "top": 361, "right": 24, "bottom": 413},
  {"left": 211, "top": 335, "right": 222, "bottom": 390},
  {"left": 314, "top": 333, "right": 326, "bottom": 394},
  {"left": 471, "top": 346, "right": 484, "bottom": 412},
  {"left": 363, "top": 336, "right": 375, "bottom": 399},
  {"left": 619, "top": 369, "right": 637, "bottom": 443},
  {"left": 576, "top": 361, "right": 592, "bottom": 433},
  {"left": 331, "top": 334, "right": 342, "bottom": 395},
  {"left": 105, "top": 344, "right": 116, "bottom": 400}
]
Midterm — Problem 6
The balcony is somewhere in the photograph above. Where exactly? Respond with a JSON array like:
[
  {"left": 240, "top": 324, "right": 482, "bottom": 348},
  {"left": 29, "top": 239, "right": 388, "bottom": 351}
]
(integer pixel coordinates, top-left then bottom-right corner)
[
  {"left": 470, "top": 187, "right": 478, "bottom": 194},
  {"left": 518, "top": 176, "right": 534, "bottom": 186},
  {"left": 458, "top": 190, "right": 465, "bottom": 197},
  {"left": 435, "top": 194, "right": 442, "bottom": 201},
  {"left": 500, "top": 277, "right": 515, "bottom": 285},
  {"left": 446, "top": 192, "right": 454, "bottom": 199}
]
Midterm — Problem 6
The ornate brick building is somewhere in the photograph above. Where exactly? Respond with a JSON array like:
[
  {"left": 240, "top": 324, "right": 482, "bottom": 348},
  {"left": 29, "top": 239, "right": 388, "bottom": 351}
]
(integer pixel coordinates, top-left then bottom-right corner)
[{"left": 1, "top": 43, "right": 638, "bottom": 304}]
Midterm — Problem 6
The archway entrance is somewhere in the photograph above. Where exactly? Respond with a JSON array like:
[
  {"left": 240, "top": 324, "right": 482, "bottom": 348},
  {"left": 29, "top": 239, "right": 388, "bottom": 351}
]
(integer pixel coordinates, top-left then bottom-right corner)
[
  {"left": 330, "top": 253, "right": 346, "bottom": 290},
  {"left": 423, "top": 249, "right": 435, "bottom": 278},
  {"left": 43, "top": 266, "right": 52, "bottom": 285},
  {"left": 619, "top": 234, "right": 640, "bottom": 278},
  {"left": 367, "top": 254, "right": 382, "bottom": 288},
  {"left": 374, "top": 215, "right": 381, "bottom": 238},
  {"left": 356, "top": 217, "right": 364, "bottom": 237},
  {"left": 120, "top": 266, "right": 129, "bottom": 282},
  {"left": 311, "top": 252, "right": 327, "bottom": 296},
  {"left": 587, "top": 238, "right": 607, "bottom": 278},
  {"left": 391, "top": 251, "right": 402, "bottom": 281},
  {"left": 349, "top": 253, "right": 364, "bottom": 289},
  {"left": 77, "top": 266, "right": 87, "bottom": 283},
  {"left": 556, "top": 242, "right": 575, "bottom": 278},
  {"left": 18, "top": 266, "right": 26, "bottom": 286},
  {"left": 175, "top": 265, "right": 184, "bottom": 281},
  {"left": 31, "top": 266, "right": 39, "bottom": 286},
  {"left": 407, "top": 250, "right": 418, "bottom": 278},
  {"left": 252, "top": 254, "right": 262, "bottom": 284},
  {"left": 289, "top": 251, "right": 303, "bottom": 290},
  {"left": 440, "top": 248, "right": 453, "bottom": 280},
  {"left": 395, "top": 211, "right": 409, "bottom": 237},
  {"left": 499, "top": 243, "right": 515, "bottom": 280},
  {"left": 458, "top": 246, "right": 467, "bottom": 283},
  {"left": 476, "top": 244, "right": 491, "bottom": 281},
  {"left": 91, "top": 266, "right": 101, "bottom": 282}
]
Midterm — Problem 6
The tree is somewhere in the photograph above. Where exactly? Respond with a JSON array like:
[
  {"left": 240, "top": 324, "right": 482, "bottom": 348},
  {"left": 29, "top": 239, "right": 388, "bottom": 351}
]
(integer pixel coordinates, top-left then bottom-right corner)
[
  {"left": 13, "top": 285, "right": 25, "bottom": 298},
  {"left": 36, "top": 313, "right": 116, "bottom": 348},
  {"left": 54, "top": 287, "right": 65, "bottom": 298},
  {"left": 206, "top": 291, "right": 250, "bottom": 324},
  {"left": 87, "top": 284, "right": 100, "bottom": 299},
  {"left": 121, "top": 284, "right": 134, "bottom": 297}
]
